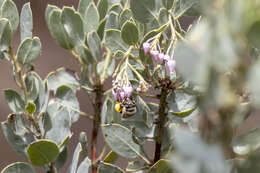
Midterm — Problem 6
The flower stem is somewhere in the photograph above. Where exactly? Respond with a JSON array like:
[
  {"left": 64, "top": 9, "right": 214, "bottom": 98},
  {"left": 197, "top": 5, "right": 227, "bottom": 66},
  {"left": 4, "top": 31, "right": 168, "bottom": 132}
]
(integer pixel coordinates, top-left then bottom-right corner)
[{"left": 154, "top": 87, "right": 168, "bottom": 163}]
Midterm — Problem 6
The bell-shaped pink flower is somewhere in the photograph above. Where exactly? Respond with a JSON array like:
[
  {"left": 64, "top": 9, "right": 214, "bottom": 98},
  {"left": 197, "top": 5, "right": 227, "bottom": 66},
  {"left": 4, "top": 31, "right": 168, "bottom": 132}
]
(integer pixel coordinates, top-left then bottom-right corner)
[
  {"left": 158, "top": 53, "right": 165, "bottom": 64},
  {"left": 150, "top": 50, "right": 159, "bottom": 65},
  {"left": 143, "top": 42, "right": 150, "bottom": 55},
  {"left": 166, "top": 59, "right": 176, "bottom": 75},
  {"left": 123, "top": 86, "right": 133, "bottom": 98},
  {"left": 120, "top": 91, "right": 126, "bottom": 100}
]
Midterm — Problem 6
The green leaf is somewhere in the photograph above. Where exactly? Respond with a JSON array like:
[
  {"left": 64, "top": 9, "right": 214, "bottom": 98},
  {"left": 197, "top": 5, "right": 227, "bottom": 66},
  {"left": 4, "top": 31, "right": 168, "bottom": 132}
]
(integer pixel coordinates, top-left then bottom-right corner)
[
  {"left": 97, "top": 58, "right": 115, "bottom": 79},
  {"left": 43, "top": 103, "right": 72, "bottom": 145},
  {"left": 47, "top": 68, "right": 80, "bottom": 92},
  {"left": 126, "top": 161, "right": 147, "bottom": 172},
  {"left": 97, "top": 0, "right": 108, "bottom": 20},
  {"left": 102, "top": 124, "right": 149, "bottom": 163},
  {"left": 77, "top": 157, "right": 91, "bottom": 173},
  {"left": 162, "top": 0, "right": 174, "bottom": 10},
  {"left": 119, "top": 9, "right": 132, "bottom": 28},
  {"left": 0, "top": 18, "right": 12, "bottom": 51},
  {"left": 148, "top": 159, "right": 171, "bottom": 173},
  {"left": 1, "top": 114, "right": 35, "bottom": 156},
  {"left": 78, "top": 0, "right": 92, "bottom": 17},
  {"left": 130, "top": 0, "right": 156, "bottom": 23},
  {"left": 25, "top": 101, "right": 36, "bottom": 114},
  {"left": 55, "top": 147, "right": 68, "bottom": 170},
  {"left": 167, "top": 90, "right": 197, "bottom": 117},
  {"left": 17, "top": 37, "right": 41, "bottom": 65},
  {"left": 84, "top": 2, "right": 100, "bottom": 33},
  {"left": 105, "top": 11, "right": 119, "bottom": 30},
  {"left": 97, "top": 17, "right": 106, "bottom": 40},
  {"left": 87, "top": 31, "right": 101, "bottom": 60},
  {"left": 104, "top": 151, "right": 118, "bottom": 164},
  {"left": 76, "top": 45, "right": 95, "bottom": 64},
  {"left": 121, "top": 21, "right": 139, "bottom": 45},
  {"left": 232, "top": 128, "right": 260, "bottom": 155},
  {"left": 61, "top": 7, "right": 84, "bottom": 46},
  {"left": 69, "top": 143, "right": 82, "bottom": 173},
  {"left": 1, "top": 162, "right": 35, "bottom": 173},
  {"left": 4, "top": 89, "right": 25, "bottom": 113},
  {"left": 247, "top": 20, "right": 260, "bottom": 48},
  {"left": 104, "top": 29, "right": 129, "bottom": 52},
  {"left": 27, "top": 139, "right": 60, "bottom": 166},
  {"left": 108, "top": 3, "right": 122, "bottom": 15},
  {"left": 98, "top": 162, "right": 124, "bottom": 173},
  {"left": 25, "top": 72, "right": 45, "bottom": 103},
  {"left": 174, "top": 0, "right": 201, "bottom": 17},
  {"left": 48, "top": 9, "right": 73, "bottom": 50},
  {"left": 45, "top": 5, "right": 59, "bottom": 27},
  {"left": 54, "top": 85, "right": 80, "bottom": 122},
  {"left": 20, "top": 2, "right": 33, "bottom": 41},
  {"left": 0, "top": 0, "right": 19, "bottom": 32}
]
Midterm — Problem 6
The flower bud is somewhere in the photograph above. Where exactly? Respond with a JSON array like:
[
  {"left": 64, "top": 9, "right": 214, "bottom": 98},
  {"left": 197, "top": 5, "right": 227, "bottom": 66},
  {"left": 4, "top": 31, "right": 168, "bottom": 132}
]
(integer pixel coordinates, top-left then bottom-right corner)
[
  {"left": 143, "top": 42, "right": 150, "bottom": 55},
  {"left": 166, "top": 59, "right": 176, "bottom": 75},
  {"left": 123, "top": 86, "right": 133, "bottom": 97}
]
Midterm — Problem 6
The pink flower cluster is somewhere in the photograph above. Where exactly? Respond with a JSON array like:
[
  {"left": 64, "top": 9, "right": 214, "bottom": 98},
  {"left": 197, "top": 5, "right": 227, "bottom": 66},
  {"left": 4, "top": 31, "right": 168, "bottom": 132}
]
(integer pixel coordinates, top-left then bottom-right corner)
[
  {"left": 112, "top": 80, "right": 133, "bottom": 101},
  {"left": 143, "top": 41, "right": 176, "bottom": 76}
]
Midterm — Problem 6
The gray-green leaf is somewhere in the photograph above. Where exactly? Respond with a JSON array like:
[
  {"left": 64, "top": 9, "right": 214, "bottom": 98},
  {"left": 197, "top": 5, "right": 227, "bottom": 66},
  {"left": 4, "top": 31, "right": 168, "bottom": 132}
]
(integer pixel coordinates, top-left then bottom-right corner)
[
  {"left": 102, "top": 124, "right": 149, "bottom": 163},
  {"left": 97, "top": 0, "right": 108, "bottom": 20},
  {"left": 104, "top": 29, "right": 129, "bottom": 52},
  {"left": 130, "top": 0, "right": 156, "bottom": 23},
  {"left": 98, "top": 162, "right": 125, "bottom": 173},
  {"left": 20, "top": 2, "right": 33, "bottom": 41},
  {"left": 4, "top": 89, "right": 25, "bottom": 113},
  {"left": 1, "top": 162, "right": 35, "bottom": 173},
  {"left": 17, "top": 37, "right": 41, "bottom": 65},
  {"left": 61, "top": 7, "right": 84, "bottom": 46},
  {"left": 121, "top": 21, "right": 139, "bottom": 45},
  {"left": 0, "top": 0, "right": 19, "bottom": 32},
  {"left": 47, "top": 9, "right": 73, "bottom": 50},
  {"left": 0, "top": 18, "right": 12, "bottom": 51},
  {"left": 84, "top": 2, "right": 100, "bottom": 33},
  {"left": 87, "top": 31, "right": 101, "bottom": 60}
]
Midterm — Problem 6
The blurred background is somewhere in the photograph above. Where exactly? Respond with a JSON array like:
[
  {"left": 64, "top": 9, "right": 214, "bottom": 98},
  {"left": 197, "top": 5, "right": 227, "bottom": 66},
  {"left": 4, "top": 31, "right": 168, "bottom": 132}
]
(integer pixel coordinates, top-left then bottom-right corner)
[{"left": 1, "top": 0, "right": 259, "bottom": 172}]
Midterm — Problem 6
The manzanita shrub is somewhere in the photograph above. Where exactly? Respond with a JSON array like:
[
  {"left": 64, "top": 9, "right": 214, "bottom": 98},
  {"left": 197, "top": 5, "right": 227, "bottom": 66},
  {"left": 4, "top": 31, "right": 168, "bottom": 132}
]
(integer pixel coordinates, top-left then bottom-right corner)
[{"left": 1, "top": 0, "right": 260, "bottom": 172}]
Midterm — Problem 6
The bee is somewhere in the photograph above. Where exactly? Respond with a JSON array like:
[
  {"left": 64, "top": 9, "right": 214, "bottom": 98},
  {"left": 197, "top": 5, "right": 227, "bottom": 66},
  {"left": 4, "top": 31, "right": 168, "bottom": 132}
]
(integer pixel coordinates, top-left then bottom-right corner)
[{"left": 115, "top": 98, "right": 137, "bottom": 118}]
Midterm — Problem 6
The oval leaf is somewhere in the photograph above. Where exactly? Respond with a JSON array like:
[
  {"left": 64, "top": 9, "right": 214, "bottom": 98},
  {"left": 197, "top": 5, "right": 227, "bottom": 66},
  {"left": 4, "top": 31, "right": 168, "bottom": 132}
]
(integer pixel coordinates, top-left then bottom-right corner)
[
  {"left": 87, "top": 31, "right": 101, "bottom": 61},
  {"left": 48, "top": 9, "right": 73, "bottom": 50},
  {"left": 1, "top": 162, "right": 35, "bottom": 173},
  {"left": 17, "top": 37, "right": 41, "bottom": 65},
  {"left": 98, "top": 162, "right": 124, "bottom": 173},
  {"left": 61, "top": 7, "right": 84, "bottom": 46},
  {"left": 27, "top": 139, "right": 59, "bottom": 166},
  {"left": 130, "top": 0, "right": 156, "bottom": 23},
  {"left": 97, "top": 0, "right": 108, "bottom": 20},
  {"left": 4, "top": 89, "right": 25, "bottom": 113},
  {"left": 0, "top": 0, "right": 19, "bottom": 32},
  {"left": 104, "top": 29, "right": 129, "bottom": 52},
  {"left": 0, "top": 18, "right": 12, "bottom": 51},
  {"left": 102, "top": 124, "right": 149, "bottom": 163},
  {"left": 121, "top": 21, "right": 139, "bottom": 45},
  {"left": 20, "top": 2, "right": 33, "bottom": 41},
  {"left": 84, "top": 2, "right": 100, "bottom": 33}
]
